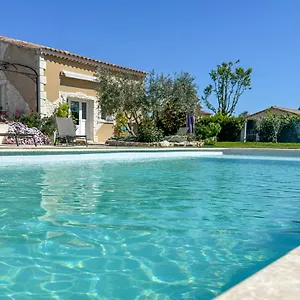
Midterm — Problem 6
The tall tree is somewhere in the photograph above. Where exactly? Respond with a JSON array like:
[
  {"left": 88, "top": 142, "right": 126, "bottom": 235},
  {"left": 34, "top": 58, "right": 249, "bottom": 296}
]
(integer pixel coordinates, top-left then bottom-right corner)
[
  {"left": 202, "top": 60, "right": 252, "bottom": 116},
  {"left": 146, "top": 71, "right": 199, "bottom": 135},
  {"left": 97, "top": 68, "right": 200, "bottom": 136},
  {"left": 97, "top": 68, "right": 146, "bottom": 135}
]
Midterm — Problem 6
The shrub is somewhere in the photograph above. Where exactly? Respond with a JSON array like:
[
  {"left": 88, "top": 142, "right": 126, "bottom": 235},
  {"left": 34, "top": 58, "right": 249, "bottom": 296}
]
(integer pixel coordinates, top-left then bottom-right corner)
[
  {"left": 204, "top": 137, "right": 217, "bottom": 145},
  {"left": 19, "top": 113, "right": 42, "bottom": 129},
  {"left": 137, "top": 118, "right": 163, "bottom": 142},
  {"left": 156, "top": 105, "right": 186, "bottom": 136},
  {"left": 56, "top": 103, "right": 70, "bottom": 118},
  {"left": 114, "top": 112, "right": 129, "bottom": 138},
  {"left": 195, "top": 122, "right": 221, "bottom": 140},
  {"left": 279, "top": 116, "right": 300, "bottom": 142},
  {"left": 256, "top": 113, "right": 300, "bottom": 143},
  {"left": 40, "top": 115, "right": 56, "bottom": 137},
  {"left": 196, "top": 115, "right": 244, "bottom": 141}
]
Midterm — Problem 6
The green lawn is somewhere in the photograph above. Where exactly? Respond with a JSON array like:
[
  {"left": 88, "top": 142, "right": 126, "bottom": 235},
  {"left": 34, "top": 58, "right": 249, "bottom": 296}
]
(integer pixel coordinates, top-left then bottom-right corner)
[{"left": 212, "top": 142, "right": 300, "bottom": 149}]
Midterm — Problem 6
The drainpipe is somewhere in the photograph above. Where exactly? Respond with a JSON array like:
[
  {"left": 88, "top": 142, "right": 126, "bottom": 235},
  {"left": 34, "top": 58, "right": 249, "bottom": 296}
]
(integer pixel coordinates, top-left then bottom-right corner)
[
  {"left": 36, "top": 49, "right": 41, "bottom": 114},
  {"left": 243, "top": 120, "right": 248, "bottom": 142}
]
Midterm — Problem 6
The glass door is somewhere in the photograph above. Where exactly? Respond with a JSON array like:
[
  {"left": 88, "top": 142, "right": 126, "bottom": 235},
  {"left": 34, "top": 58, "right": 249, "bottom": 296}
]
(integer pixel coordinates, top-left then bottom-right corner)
[{"left": 70, "top": 101, "right": 87, "bottom": 136}]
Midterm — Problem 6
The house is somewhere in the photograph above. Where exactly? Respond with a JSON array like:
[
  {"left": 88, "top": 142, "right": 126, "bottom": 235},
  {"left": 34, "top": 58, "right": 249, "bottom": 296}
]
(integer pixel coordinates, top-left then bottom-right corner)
[
  {"left": 241, "top": 106, "right": 300, "bottom": 141},
  {"left": 0, "top": 36, "right": 146, "bottom": 143}
]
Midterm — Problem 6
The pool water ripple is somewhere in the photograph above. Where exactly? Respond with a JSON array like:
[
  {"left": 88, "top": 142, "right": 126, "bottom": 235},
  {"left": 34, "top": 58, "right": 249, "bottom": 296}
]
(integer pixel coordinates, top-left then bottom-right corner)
[{"left": 0, "top": 155, "right": 300, "bottom": 299}]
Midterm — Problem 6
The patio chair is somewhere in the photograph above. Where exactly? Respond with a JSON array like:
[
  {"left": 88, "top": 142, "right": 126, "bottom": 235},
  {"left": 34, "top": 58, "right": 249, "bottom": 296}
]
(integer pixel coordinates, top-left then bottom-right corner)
[
  {"left": 54, "top": 117, "right": 88, "bottom": 146},
  {"left": 0, "top": 132, "right": 37, "bottom": 146}
]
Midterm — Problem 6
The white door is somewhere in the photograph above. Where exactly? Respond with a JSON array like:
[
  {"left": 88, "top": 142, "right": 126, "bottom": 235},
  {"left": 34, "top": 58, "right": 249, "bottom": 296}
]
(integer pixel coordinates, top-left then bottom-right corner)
[{"left": 70, "top": 101, "right": 87, "bottom": 136}]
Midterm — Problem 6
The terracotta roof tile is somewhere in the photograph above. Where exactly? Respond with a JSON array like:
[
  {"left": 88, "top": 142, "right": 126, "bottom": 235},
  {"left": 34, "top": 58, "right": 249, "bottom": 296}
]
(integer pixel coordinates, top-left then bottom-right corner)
[
  {"left": 246, "top": 105, "right": 300, "bottom": 119},
  {"left": 0, "top": 36, "right": 147, "bottom": 75},
  {"left": 272, "top": 106, "right": 300, "bottom": 115}
]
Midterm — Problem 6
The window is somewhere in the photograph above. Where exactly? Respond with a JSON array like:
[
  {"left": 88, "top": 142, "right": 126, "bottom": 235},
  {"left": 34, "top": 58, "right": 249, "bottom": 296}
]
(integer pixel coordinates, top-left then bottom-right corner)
[{"left": 70, "top": 101, "right": 79, "bottom": 125}]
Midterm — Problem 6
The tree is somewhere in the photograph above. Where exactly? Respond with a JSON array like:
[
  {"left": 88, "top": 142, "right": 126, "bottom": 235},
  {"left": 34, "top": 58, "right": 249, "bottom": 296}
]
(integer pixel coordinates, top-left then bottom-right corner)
[
  {"left": 97, "top": 68, "right": 200, "bottom": 137},
  {"left": 202, "top": 60, "right": 252, "bottom": 116},
  {"left": 256, "top": 112, "right": 289, "bottom": 142},
  {"left": 97, "top": 68, "right": 145, "bottom": 135},
  {"left": 238, "top": 111, "right": 249, "bottom": 118},
  {"left": 146, "top": 71, "right": 199, "bottom": 135}
]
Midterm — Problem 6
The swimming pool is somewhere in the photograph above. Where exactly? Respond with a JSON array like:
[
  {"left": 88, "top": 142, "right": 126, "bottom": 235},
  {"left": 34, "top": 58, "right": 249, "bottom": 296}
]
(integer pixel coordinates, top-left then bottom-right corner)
[{"left": 0, "top": 151, "right": 300, "bottom": 299}]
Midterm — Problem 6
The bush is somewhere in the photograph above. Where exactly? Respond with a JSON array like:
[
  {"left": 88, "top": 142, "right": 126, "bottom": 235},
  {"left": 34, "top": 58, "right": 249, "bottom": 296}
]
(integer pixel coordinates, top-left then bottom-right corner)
[
  {"left": 156, "top": 104, "right": 186, "bottom": 136},
  {"left": 195, "top": 122, "right": 221, "bottom": 140},
  {"left": 256, "top": 113, "right": 300, "bottom": 143},
  {"left": 40, "top": 115, "right": 56, "bottom": 137},
  {"left": 204, "top": 137, "right": 217, "bottom": 145},
  {"left": 196, "top": 115, "right": 244, "bottom": 141},
  {"left": 114, "top": 112, "right": 129, "bottom": 138},
  {"left": 137, "top": 118, "right": 163, "bottom": 142},
  {"left": 19, "top": 113, "right": 42, "bottom": 129},
  {"left": 56, "top": 103, "right": 70, "bottom": 118}
]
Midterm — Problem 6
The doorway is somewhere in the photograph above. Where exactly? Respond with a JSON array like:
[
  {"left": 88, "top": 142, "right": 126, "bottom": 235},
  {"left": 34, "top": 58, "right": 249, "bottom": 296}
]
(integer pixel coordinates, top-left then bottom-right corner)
[{"left": 70, "top": 100, "right": 87, "bottom": 136}]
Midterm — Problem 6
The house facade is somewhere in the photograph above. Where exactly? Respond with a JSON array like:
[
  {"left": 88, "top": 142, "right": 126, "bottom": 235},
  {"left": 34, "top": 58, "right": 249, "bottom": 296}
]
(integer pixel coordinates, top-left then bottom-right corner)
[
  {"left": 0, "top": 36, "right": 146, "bottom": 143},
  {"left": 241, "top": 106, "right": 300, "bottom": 141}
]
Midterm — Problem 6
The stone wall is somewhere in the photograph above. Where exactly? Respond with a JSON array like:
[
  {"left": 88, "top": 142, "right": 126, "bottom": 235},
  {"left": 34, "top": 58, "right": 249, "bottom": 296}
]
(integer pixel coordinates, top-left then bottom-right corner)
[
  {"left": 0, "top": 41, "right": 39, "bottom": 115},
  {"left": 106, "top": 140, "right": 203, "bottom": 147}
]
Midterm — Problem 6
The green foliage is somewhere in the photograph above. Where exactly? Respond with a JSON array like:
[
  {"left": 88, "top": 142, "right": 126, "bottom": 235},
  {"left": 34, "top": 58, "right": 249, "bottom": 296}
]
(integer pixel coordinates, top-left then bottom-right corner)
[
  {"left": 238, "top": 111, "right": 249, "bottom": 117},
  {"left": 156, "top": 103, "right": 186, "bottom": 136},
  {"left": 97, "top": 68, "right": 200, "bottom": 136},
  {"left": 137, "top": 118, "right": 163, "bottom": 143},
  {"left": 212, "top": 141, "right": 300, "bottom": 149},
  {"left": 114, "top": 112, "right": 129, "bottom": 137},
  {"left": 195, "top": 122, "right": 221, "bottom": 140},
  {"left": 56, "top": 103, "right": 70, "bottom": 118},
  {"left": 217, "top": 115, "right": 244, "bottom": 141},
  {"left": 196, "top": 115, "right": 244, "bottom": 141},
  {"left": 17, "top": 113, "right": 56, "bottom": 137},
  {"left": 204, "top": 137, "right": 217, "bottom": 146},
  {"left": 202, "top": 60, "right": 252, "bottom": 116},
  {"left": 97, "top": 68, "right": 145, "bottom": 135},
  {"left": 256, "top": 112, "right": 300, "bottom": 143},
  {"left": 279, "top": 116, "right": 300, "bottom": 142},
  {"left": 19, "top": 113, "right": 42, "bottom": 129},
  {"left": 40, "top": 115, "right": 56, "bottom": 137},
  {"left": 146, "top": 70, "right": 199, "bottom": 135}
]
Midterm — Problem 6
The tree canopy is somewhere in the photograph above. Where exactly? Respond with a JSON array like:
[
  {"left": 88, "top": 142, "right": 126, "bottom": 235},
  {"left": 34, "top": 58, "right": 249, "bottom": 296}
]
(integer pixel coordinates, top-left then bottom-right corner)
[
  {"left": 97, "top": 68, "right": 200, "bottom": 136},
  {"left": 202, "top": 60, "right": 252, "bottom": 116},
  {"left": 97, "top": 68, "right": 145, "bottom": 135}
]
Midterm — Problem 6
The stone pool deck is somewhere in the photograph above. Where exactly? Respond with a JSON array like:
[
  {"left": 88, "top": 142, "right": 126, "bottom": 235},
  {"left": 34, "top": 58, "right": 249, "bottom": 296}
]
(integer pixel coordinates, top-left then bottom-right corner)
[{"left": 215, "top": 246, "right": 300, "bottom": 300}]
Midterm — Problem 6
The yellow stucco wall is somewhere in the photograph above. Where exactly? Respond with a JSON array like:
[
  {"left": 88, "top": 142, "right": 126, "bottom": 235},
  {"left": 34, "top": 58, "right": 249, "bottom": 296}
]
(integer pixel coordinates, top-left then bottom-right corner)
[
  {"left": 44, "top": 55, "right": 98, "bottom": 102},
  {"left": 96, "top": 123, "right": 114, "bottom": 144}
]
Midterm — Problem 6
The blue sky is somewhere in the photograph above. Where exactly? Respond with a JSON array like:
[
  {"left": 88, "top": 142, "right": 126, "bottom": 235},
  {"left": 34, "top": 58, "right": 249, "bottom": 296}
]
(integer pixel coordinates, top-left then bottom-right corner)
[{"left": 2, "top": 0, "right": 300, "bottom": 114}]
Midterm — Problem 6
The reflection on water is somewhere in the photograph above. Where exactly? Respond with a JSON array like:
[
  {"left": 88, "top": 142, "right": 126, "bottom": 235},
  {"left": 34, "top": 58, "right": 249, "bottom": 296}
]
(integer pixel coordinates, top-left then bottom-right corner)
[
  {"left": 39, "top": 164, "right": 103, "bottom": 225},
  {"left": 0, "top": 156, "right": 299, "bottom": 299}
]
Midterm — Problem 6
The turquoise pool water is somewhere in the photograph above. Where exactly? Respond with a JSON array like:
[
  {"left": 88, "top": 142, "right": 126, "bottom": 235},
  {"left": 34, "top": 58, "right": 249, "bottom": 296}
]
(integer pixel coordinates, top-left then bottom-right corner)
[{"left": 0, "top": 152, "right": 300, "bottom": 299}]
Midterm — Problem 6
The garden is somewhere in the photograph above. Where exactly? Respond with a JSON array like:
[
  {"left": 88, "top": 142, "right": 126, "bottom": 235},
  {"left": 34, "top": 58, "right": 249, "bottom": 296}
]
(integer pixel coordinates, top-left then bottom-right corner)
[
  {"left": 2, "top": 59, "right": 300, "bottom": 148},
  {"left": 0, "top": 103, "right": 70, "bottom": 146},
  {"left": 98, "top": 61, "right": 251, "bottom": 147}
]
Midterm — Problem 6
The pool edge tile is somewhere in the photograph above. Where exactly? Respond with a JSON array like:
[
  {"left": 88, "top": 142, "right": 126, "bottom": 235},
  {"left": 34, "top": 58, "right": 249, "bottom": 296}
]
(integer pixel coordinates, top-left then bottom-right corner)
[{"left": 215, "top": 246, "right": 300, "bottom": 300}]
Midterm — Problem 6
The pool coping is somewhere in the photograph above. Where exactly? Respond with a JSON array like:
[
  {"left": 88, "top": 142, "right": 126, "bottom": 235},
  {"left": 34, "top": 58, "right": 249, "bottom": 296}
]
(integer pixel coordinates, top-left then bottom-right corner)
[
  {"left": 215, "top": 246, "right": 300, "bottom": 300},
  {"left": 0, "top": 146, "right": 225, "bottom": 153}
]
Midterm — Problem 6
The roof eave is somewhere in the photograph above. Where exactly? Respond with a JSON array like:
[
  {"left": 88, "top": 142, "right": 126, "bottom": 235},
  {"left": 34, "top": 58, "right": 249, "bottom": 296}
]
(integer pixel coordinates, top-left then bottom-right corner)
[{"left": 41, "top": 48, "right": 147, "bottom": 76}]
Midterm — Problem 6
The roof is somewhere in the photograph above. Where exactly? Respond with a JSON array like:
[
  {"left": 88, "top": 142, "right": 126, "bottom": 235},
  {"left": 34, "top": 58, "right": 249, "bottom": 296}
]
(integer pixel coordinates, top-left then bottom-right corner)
[
  {"left": 0, "top": 36, "right": 147, "bottom": 75},
  {"left": 200, "top": 110, "right": 212, "bottom": 116},
  {"left": 246, "top": 105, "right": 300, "bottom": 119}
]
